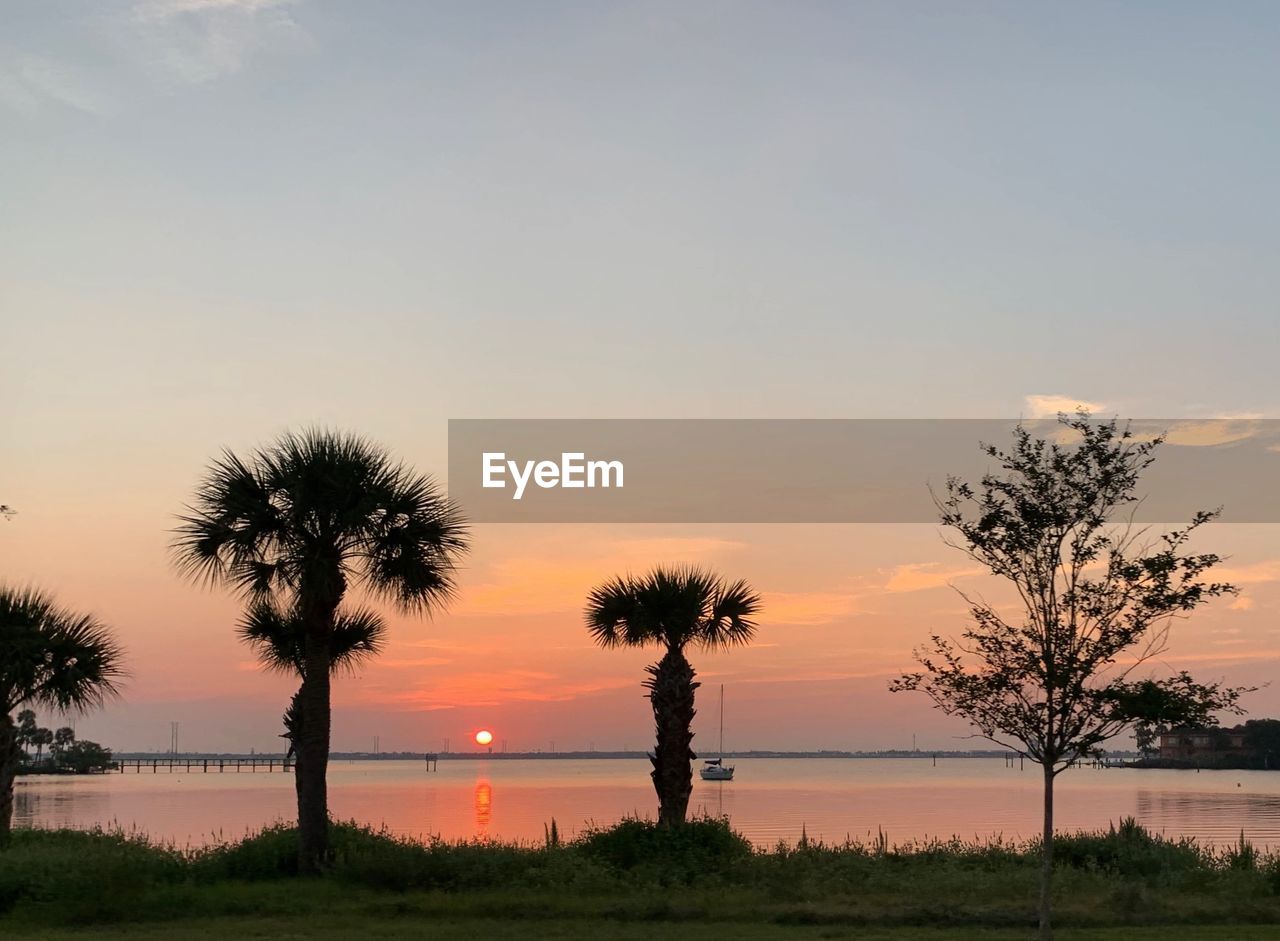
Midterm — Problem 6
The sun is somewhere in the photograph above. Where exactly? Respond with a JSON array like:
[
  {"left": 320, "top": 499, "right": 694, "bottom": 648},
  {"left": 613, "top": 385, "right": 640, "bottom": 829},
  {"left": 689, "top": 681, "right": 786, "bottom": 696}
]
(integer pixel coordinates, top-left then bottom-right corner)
[{"left": 474, "top": 729, "right": 494, "bottom": 747}]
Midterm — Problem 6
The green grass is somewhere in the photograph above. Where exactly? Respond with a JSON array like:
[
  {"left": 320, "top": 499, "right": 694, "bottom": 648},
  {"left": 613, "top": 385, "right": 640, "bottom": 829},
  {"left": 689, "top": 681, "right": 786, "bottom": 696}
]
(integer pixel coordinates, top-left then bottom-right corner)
[{"left": 2, "top": 817, "right": 1279, "bottom": 938}]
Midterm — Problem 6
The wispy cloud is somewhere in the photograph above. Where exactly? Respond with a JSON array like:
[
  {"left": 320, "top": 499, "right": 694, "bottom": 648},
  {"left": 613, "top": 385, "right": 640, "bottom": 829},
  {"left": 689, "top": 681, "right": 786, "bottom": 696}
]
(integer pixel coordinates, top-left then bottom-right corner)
[
  {"left": 133, "top": 0, "right": 298, "bottom": 16},
  {"left": 1162, "top": 418, "right": 1263, "bottom": 448},
  {"left": 1214, "top": 559, "right": 1280, "bottom": 585},
  {"left": 0, "top": 55, "right": 114, "bottom": 116},
  {"left": 380, "top": 672, "right": 637, "bottom": 711},
  {"left": 881, "top": 562, "right": 982, "bottom": 594},
  {"left": 761, "top": 590, "right": 861, "bottom": 625},
  {"left": 1, "top": 0, "right": 308, "bottom": 117},
  {"left": 126, "top": 0, "right": 308, "bottom": 86},
  {"left": 1023, "top": 394, "right": 1109, "bottom": 418},
  {"left": 454, "top": 535, "right": 742, "bottom": 618}
]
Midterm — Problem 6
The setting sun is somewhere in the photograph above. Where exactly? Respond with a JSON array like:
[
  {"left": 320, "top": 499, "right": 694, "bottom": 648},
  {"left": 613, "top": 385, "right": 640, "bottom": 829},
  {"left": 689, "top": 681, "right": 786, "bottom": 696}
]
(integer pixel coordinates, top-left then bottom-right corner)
[{"left": 474, "top": 729, "right": 494, "bottom": 747}]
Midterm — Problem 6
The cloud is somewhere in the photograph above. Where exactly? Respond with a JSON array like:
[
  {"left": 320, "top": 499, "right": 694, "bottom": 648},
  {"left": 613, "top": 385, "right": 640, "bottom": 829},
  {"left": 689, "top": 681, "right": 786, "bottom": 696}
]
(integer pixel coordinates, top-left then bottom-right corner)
[
  {"left": 0, "top": 55, "right": 114, "bottom": 116},
  {"left": 1162, "top": 419, "right": 1263, "bottom": 448},
  {"left": 761, "top": 590, "right": 861, "bottom": 625},
  {"left": 133, "top": 0, "right": 298, "bottom": 16},
  {"left": 124, "top": 0, "right": 308, "bottom": 87},
  {"left": 379, "top": 672, "right": 637, "bottom": 711},
  {"left": 1229, "top": 596, "right": 1256, "bottom": 612},
  {"left": 1023, "top": 394, "right": 1109, "bottom": 419},
  {"left": 375, "top": 657, "right": 453, "bottom": 670},
  {"left": 454, "top": 536, "right": 743, "bottom": 617},
  {"left": 882, "top": 563, "right": 982, "bottom": 594},
  {"left": 1, "top": 0, "right": 307, "bottom": 118},
  {"left": 1214, "top": 560, "right": 1280, "bottom": 585}
]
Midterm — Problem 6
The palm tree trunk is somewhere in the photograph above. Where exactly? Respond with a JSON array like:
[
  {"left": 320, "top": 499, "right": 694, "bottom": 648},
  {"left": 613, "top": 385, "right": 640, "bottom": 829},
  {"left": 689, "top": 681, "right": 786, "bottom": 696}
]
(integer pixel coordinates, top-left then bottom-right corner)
[
  {"left": 1038, "top": 763, "right": 1055, "bottom": 940},
  {"left": 296, "top": 623, "right": 333, "bottom": 873},
  {"left": 646, "top": 647, "right": 699, "bottom": 828},
  {"left": 0, "top": 714, "right": 18, "bottom": 846}
]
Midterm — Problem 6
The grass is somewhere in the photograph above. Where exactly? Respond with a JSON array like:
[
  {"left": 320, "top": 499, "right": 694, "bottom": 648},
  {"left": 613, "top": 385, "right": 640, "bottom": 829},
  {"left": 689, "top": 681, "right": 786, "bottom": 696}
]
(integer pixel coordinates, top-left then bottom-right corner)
[{"left": 2, "top": 817, "right": 1279, "bottom": 938}]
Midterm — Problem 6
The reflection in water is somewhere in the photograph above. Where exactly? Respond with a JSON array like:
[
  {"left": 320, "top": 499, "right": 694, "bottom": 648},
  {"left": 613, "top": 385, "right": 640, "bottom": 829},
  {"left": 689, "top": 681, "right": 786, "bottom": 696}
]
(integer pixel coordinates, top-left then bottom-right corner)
[
  {"left": 15, "top": 760, "right": 1280, "bottom": 850},
  {"left": 474, "top": 779, "right": 492, "bottom": 836},
  {"left": 1136, "top": 788, "right": 1280, "bottom": 842}
]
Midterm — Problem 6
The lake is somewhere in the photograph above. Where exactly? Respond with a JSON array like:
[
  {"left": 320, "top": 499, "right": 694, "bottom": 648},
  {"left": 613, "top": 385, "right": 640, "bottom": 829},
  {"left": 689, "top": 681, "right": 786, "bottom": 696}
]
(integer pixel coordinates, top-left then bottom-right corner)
[{"left": 15, "top": 757, "right": 1280, "bottom": 850}]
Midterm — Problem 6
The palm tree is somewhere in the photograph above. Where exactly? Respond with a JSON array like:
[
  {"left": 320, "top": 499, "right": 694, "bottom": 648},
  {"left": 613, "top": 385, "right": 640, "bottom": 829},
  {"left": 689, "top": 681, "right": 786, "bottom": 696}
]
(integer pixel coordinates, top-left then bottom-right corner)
[
  {"left": 237, "top": 598, "right": 386, "bottom": 796},
  {"left": 52, "top": 726, "right": 75, "bottom": 761},
  {"left": 173, "top": 430, "right": 468, "bottom": 870},
  {"left": 0, "top": 586, "right": 124, "bottom": 845},
  {"left": 15, "top": 711, "right": 36, "bottom": 757},
  {"left": 585, "top": 566, "right": 760, "bottom": 827},
  {"left": 31, "top": 728, "right": 52, "bottom": 765}
]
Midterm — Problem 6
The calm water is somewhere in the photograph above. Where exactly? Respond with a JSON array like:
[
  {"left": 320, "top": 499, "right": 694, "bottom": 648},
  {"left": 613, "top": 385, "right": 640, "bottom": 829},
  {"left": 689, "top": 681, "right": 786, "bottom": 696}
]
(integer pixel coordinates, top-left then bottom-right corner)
[{"left": 15, "top": 758, "right": 1280, "bottom": 849}]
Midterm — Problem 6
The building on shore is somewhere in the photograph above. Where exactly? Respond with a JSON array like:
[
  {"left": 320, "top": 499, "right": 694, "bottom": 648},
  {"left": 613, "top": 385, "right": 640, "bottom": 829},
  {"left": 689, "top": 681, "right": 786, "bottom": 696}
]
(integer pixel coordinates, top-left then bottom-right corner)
[{"left": 1157, "top": 720, "right": 1279, "bottom": 768}]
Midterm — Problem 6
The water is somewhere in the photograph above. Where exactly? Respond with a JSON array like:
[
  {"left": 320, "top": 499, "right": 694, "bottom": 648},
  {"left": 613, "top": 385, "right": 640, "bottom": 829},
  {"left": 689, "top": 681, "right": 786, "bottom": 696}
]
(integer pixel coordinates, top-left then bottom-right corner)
[{"left": 15, "top": 757, "right": 1280, "bottom": 849}]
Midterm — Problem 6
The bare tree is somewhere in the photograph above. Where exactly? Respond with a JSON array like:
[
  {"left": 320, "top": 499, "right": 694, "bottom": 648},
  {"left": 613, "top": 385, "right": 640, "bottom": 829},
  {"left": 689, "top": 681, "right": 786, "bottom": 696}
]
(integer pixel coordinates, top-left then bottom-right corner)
[{"left": 892, "top": 413, "right": 1246, "bottom": 941}]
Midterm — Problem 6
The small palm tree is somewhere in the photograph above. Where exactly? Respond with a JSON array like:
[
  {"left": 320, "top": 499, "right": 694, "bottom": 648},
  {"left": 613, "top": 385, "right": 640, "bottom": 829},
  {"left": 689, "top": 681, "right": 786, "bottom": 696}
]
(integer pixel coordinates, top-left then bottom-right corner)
[
  {"left": 173, "top": 430, "right": 468, "bottom": 870},
  {"left": 0, "top": 586, "right": 124, "bottom": 845},
  {"left": 586, "top": 566, "right": 760, "bottom": 827}
]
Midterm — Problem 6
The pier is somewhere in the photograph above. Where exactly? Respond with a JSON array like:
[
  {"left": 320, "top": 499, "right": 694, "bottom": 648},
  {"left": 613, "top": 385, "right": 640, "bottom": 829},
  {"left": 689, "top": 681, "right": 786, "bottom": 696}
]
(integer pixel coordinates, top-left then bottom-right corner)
[{"left": 116, "top": 757, "right": 292, "bottom": 773}]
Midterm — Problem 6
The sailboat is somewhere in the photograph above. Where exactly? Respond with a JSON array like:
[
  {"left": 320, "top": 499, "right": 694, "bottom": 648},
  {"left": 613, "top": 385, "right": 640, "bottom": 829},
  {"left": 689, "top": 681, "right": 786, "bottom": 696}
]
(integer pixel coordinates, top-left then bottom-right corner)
[{"left": 699, "top": 684, "right": 735, "bottom": 781}]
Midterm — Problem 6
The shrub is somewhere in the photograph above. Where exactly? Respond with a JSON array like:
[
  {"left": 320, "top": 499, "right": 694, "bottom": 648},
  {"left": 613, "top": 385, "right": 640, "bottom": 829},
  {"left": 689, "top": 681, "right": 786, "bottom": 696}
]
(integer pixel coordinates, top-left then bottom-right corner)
[{"left": 577, "top": 815, "right": 753, "bottom": 884}]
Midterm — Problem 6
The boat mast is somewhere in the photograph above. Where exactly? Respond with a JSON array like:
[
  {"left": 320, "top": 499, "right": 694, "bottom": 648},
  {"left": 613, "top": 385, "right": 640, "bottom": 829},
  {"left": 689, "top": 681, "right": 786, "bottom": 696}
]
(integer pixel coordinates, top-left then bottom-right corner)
[{"left": 718, "top": 684, "right": 725, "bottom": 759}]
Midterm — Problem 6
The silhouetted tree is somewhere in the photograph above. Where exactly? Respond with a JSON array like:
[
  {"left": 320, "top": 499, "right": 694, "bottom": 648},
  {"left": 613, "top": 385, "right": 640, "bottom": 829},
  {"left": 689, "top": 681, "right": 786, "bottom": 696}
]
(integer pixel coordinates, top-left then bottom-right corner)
[
  {"left": 892, "top": 414, "right": 1245, "bottom": 941},
  {"left": 0, "top": 586, "right": 123, "bottom": 844},
  {"left": 173, "top": 430, "right": 468, "bottom": 871},
  {"left": 58, "top": 740, "right": 113, "bottom": 774},
  {"left": 1244, "top": 719, "right": 1280, "bottom": 769},
  {"left": 586, "top": 566, "right": 760, "bottom": 827},
  {"left": 15, "top": 710, "right": 36, "bottom": 757},
  {"left": 31, "top": 728, "right": 52, "bottom": 764},
  {"left": 51, "top": 726, "right": 75, "bottom": 759}
]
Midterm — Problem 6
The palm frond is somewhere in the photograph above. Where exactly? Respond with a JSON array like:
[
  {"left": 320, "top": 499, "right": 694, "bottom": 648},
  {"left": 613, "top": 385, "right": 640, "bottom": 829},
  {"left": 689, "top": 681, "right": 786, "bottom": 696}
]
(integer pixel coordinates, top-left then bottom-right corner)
[
  {"left": 701, "top": 578, "right": 762, "bottom": 650},
  {"left": 237, "top": 599, "right": 387, "bottom": 677},
  {"left": 0, "top": 585, "right": 125, "bottom": 714},
  {"left": 584, "top": 566, "right": 763, "bottom": 653},
  {"left": 173, "top": 429, "right": 470, "bottom": 623},
  {"left": 585, "top": 574, "right": 651, "bottom": 648}
]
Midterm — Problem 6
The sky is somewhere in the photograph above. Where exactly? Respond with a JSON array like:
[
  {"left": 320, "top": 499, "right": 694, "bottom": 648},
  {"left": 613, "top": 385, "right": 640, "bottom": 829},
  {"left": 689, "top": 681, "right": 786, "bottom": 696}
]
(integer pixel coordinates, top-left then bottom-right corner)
[{"left": 3, "top": 1, "right": 1280, "bottom": 753}]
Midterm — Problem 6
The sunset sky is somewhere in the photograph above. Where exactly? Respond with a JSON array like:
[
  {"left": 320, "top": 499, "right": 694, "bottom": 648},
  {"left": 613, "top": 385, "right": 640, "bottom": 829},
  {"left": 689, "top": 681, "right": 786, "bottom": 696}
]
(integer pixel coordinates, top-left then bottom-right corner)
[{"left": 4, "top": 2, "right": 1280, "bottom": 753}]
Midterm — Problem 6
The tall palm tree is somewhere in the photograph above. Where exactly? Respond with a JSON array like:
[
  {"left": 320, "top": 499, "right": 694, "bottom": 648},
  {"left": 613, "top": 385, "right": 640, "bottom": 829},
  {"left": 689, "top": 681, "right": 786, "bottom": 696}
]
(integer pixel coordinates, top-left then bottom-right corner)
[
  {"left": 0, "top": 586, "right": 124, "bottom": 845},
  {"left": 585, "top": 566, "right": 760, "bottom": 827},
  {"left": 173, "top": 430, "right": 468, "bottom": 870}
]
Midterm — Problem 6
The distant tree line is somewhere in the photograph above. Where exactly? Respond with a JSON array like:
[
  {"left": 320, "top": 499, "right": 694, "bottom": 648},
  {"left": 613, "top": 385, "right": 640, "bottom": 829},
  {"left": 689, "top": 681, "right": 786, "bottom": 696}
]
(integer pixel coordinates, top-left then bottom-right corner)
[{"left": 15, "top": 711, "right": 115, "bottom": 775}]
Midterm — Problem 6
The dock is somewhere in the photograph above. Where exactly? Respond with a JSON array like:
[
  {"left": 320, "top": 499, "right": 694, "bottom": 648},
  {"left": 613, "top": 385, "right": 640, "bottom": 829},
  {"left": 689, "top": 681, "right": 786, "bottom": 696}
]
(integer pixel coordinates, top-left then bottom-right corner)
[{"left": 116, "top": 757, "right": 292, "bottom": 773}]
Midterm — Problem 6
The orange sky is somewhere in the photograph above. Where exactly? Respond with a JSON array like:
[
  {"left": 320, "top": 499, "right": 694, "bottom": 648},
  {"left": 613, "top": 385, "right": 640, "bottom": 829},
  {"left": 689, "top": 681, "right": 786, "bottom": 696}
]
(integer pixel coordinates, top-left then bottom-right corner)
[{"left": 2, "top": 498, "right": 1275, "bottom": 753}]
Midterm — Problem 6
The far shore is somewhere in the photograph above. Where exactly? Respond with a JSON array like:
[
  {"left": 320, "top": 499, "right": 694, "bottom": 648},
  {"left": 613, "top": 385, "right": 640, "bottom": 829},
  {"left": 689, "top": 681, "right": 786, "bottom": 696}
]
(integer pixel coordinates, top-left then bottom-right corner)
[{"left": 102, "top": 749, "right": 1141, "bottom": 762}]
